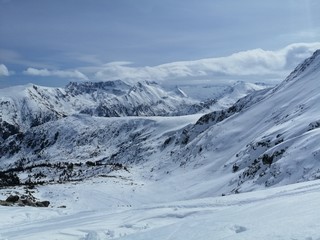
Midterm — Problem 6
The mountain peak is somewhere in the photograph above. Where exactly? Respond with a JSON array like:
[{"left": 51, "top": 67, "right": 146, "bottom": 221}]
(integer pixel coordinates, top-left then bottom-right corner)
[
  {"left": 270, "top": 49, "right": 320, "bottom": 95},
  {"left": 65, "top": 80, "right": 131, "bottom": 95},
  {"left": 284, "top": 49, "right": 320, "bottom": 83}
]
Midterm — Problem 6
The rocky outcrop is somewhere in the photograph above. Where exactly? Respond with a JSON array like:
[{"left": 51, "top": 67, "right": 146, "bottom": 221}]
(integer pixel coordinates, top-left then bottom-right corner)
[{"left": 0, "top": 194, "right": 50, "bottom": 207}]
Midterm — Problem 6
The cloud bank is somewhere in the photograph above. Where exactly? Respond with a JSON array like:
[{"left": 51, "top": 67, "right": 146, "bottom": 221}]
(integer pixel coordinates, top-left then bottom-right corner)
[
  {"left": 24, "top": 68, "right": 88, "bottom": 80},
  {"left": 18, "top": 42, "right": 320, "bottom": 85},
  {"left": 0, "top": 64, "right": 10, "bottom": 77},
  {"left": 93, "top": 42, "right": 320, "bottom": 83}
]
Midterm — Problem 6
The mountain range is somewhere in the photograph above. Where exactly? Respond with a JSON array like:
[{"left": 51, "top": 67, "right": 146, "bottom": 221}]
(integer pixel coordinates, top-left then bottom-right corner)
[
  {"left": 1, "top": 50, "right": 320, "bottom": 240},
  {"left": 0, "top": 50, "right": 319, "bottom": 196}
]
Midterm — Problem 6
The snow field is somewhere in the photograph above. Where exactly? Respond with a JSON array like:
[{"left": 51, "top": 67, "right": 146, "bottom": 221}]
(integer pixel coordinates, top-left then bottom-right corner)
[{"left": 1, "top": 177, "right": 320, "bottom": 239}]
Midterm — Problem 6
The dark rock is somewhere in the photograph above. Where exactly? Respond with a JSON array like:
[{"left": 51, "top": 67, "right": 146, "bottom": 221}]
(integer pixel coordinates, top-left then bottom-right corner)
[
  {"left": 6, "top": 195, "right": 19, "bottom": 203},
  {"left": 0, "top": 200, "right": 12, "bottom": 206},
  {"left": 1, "top": 192, "right": 50, "bottom": 208},
  {"left": 21, "top": 198, "right": 36, "bottom": 207},
  {"left": 36, "top": 201, "right": 50, "bottom": 207}
]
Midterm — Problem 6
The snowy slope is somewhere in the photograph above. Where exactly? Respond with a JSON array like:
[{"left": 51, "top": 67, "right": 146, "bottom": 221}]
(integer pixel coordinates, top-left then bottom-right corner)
[
  {"left": 213, "top": 81, "right": 268, "bottom": 110},
  {"left": 0, "top": 178, "right": 320, "bottom": 240},
  {"left": 165, "top": 80, "right": 269, "bottom": 110},
  {"left": 0, "top": 114, "right": 202, "bottom": 185},
  {"left": 160, "top": 49, "right": 320, "bottom": 194}
]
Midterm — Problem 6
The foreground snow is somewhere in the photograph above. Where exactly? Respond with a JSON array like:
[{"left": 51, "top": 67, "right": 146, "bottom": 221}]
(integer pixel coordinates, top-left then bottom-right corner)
[{"left": 1, "top": 173, "right": 319, "bottom": 240}]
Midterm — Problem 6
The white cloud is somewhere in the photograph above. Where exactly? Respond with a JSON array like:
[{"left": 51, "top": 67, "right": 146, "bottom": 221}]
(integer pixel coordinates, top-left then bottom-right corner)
[
  {"left": 24, "top": 68, "right": 88, "bottom": 80},
  {"left": 94, "top": 42, "right": 320, "bottom": 83},
  {"left": 0, "top": 64, "right": 10, "bottom": 77}
]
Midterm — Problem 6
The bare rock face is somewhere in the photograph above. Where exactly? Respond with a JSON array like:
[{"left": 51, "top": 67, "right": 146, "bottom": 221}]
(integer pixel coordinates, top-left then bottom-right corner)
[
  {"left": 36, "top": 201, "right": 50, "bottom": 207},
  {"left": 0, "top": 200, "right": 11, "bottom": 206},
  {"left": 5, "top": 195, "right": 19, "bottom": 203}
]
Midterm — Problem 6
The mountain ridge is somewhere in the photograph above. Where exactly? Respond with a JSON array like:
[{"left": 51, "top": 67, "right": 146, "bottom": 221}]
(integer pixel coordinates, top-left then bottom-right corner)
[{"left": 0, "top": 80, "right": 265, "bottom": 141}]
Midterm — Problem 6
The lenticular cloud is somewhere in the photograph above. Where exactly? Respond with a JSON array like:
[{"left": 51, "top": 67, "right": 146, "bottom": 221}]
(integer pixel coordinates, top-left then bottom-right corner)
[{"left": 94, "top": 42, "right": 320, "bottom": 82}]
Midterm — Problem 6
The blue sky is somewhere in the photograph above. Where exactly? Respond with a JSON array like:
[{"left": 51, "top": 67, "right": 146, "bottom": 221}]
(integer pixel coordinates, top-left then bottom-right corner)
[{"left": 0, "top": 0, "right": 320, "bottom": 88}]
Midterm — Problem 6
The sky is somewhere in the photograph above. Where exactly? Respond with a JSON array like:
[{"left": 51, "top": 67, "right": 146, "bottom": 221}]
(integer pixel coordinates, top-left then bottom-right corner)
[{"left": 0, "top": 0, "right": 320, "bottom": 88}]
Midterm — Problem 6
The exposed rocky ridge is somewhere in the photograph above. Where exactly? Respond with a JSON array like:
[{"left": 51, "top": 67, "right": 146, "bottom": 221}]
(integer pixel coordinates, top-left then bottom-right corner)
[
  {"left": 65, "top": 80, "right": 131, "bottom": 96},
  {"left": 0, "top": 80, "right": 266, "bottom": 144},
  {"left": 0, "top": 80, "right": 211, "bottom": 142}
]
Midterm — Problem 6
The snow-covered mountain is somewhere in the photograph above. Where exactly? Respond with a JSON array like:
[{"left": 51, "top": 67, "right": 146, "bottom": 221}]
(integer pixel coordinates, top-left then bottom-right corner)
[
  {"left": 161, "top": 49, "right": 320, "bottom": 194},
  {"left": 0, "top": 79, "right": 267, "bottom": 142},
  {"left": 1, "top": 50, "right": 320, "bottom": 240},
  {"left": 0, "top": 78, "right": 268, "bottom": 186},
  {"left": 164, "top": 80, "right": 269, "bottom": 110},
  {"left": 1, "top": 50, "right": 320, "bottom": 193},
  {"left": 0, "top": 80, "right": 206, "bottom": 142}
]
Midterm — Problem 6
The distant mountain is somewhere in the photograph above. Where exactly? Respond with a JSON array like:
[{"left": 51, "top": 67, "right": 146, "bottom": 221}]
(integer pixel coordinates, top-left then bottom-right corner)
[
  {"left": 0, "top": 80, "right": 200, "bottom": 142},
  {"left": 163, "top": 81, "right": 270, "bottom": 115},
  {"left": 0, "top": 78, "right": 269, "bottom": 186},
  {"left": 0, "top": 80, "right": 267, "bottom": 143}
]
